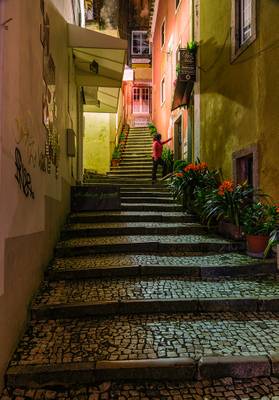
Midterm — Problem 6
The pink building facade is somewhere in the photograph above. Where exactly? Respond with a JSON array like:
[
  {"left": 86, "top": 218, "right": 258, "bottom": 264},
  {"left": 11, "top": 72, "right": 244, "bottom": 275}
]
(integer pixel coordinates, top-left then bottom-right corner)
[{"left": 150, "top": 0, "right": 193, "bottom": 161}]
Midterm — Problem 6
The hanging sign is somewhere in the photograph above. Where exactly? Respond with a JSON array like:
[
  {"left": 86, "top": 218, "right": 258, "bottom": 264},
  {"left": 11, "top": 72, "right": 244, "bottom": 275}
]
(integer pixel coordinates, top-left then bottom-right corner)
[{"left": 179, "top": 49, "right": 196, "bottom": 82}]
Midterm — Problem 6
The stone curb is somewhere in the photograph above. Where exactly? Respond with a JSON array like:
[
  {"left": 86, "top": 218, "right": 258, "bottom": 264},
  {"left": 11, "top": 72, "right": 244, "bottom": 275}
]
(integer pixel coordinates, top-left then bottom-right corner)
[
  {"left": 199, "top": 355, "right": 271, "bottom": 379},
  {"left": 6, "top": 355, "right": 277, "bottom": 388},
  {"left": 46, "top": 261, "right": 276, "bottom": 281},
  {"left": 55, "top": 241, "right": 245, "bottom": 258},
  {"left": 31, "top": 297, "right": 279, "bottom": 319}
]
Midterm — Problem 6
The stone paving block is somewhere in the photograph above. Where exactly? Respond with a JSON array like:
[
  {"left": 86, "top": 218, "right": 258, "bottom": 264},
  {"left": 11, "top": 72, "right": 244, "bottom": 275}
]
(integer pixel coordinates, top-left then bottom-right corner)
[{"left": 199, "top": 355, "right": 271, "bottom": 379}]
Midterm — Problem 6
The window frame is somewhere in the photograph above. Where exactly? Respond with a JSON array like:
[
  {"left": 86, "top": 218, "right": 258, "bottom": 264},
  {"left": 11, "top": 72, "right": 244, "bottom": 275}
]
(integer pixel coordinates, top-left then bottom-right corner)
[
  {"left": 175, "top": 0, "right": 182, "bottom": 11},
  {"left": 161, "top": 19, "right": 166, "bottom": 49},
  {"left": 161, "top": 76, "right": 166, "bottom": 106},
  {"left": 231, "top": 0, "right": 257, "bottom": 61},
  {"left": 131, "top": 30, "right": 150, "bottom": 56}
]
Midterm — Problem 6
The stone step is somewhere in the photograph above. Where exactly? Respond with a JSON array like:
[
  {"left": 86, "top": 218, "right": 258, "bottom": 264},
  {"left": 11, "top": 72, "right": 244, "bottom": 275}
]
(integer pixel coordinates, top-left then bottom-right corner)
[
  {"left": 55, "top": 235, "right": 244, "bottom": 257},
  {"left": 68, "top": 211, "right": 194, "bottom": 224},
  {"left": 121, "top": 203, "right": 182, "bottom": 211},
  {"left": 85, "top": 178, "right": 153, "bottom": 185},
  {"left": 61, "top": 222, "right": 207, "bottom": 239},
  {"left": 6, "top": 312, "right": 279, "bottom": 386},
  {"left": 121, "top": 197, "right": 173, "bottom": 204},
  {"left": 3, "top": 376, "right": 279, "bottom": 399},
  {"left": 107, "top": 174, "right": 152, "bottom": 179},
  {"left": 111, "top": 166, "right": 152, "bottom": 171},
  {"left": 108, "top": 172, "right": 152, "bottom": 177},
  {"left": 119, "top": 162, "right": 153, "bottom": 167},
  {"left": 120, "top": 191, "right": 171, "bottom": 197},
  {"left": 31, "top": 275, "right": 279, "bottom": 319},
  {"left": 47, "top": 253, "right": 276, "bottom": 281}
]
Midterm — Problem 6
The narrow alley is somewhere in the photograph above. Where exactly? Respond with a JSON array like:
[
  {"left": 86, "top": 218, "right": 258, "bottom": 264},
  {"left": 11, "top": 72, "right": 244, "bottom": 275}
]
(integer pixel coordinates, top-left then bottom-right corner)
[{"left": 1, "top": 1, "right": 279, "bottom": 400}]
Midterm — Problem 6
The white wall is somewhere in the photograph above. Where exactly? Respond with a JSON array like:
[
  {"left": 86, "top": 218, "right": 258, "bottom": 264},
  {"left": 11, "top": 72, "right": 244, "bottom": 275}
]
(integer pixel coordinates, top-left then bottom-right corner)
[{"left": 0, "top": 0, "right": 78, "bottom": 390}]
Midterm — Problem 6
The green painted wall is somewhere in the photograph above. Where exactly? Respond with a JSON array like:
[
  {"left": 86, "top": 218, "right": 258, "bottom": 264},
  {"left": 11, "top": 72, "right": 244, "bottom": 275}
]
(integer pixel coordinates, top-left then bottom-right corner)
[
  {"left": 83, "top": 113, "right": 116, "bottom": 174},
  {"left": 199, "top": 0, "right": 279, "bottom": 200}
]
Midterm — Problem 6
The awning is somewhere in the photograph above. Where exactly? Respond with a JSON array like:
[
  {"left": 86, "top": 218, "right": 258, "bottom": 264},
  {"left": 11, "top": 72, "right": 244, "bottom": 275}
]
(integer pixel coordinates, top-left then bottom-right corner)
[
  {"left": 171, "top": 77, "right": 194, "bottom": 111},
  {"left": 68, "top": 23, "right": 127, "bottom": 112}
]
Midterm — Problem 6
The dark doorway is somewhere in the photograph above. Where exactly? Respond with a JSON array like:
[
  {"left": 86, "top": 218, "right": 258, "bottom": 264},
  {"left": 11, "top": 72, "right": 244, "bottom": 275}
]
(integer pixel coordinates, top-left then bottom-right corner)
[{"left": 174, "top": 116, "right": 183, "bottom": 160}]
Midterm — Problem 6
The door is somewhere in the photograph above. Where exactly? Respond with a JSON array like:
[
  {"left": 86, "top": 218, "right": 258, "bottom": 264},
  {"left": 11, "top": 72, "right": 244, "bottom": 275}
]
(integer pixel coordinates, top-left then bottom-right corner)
[
  {"left": 174, "top": 116, "right": 183, "bottom": 160},
  {"left": 133, "top": 87, "right": 150, "bottom": 114}
]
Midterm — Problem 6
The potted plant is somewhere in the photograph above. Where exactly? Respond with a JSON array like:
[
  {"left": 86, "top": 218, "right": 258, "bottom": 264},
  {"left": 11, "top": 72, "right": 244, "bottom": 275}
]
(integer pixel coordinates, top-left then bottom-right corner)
[
  {"left": 242, "top": 202, "right": 278, "bottom": 257},
  {"left": 119, "top": 132, "right": 126, "bottom": 145},
  {"left": 111, "top": 146, "right": 121, "bottom": 167},
  {"left": 148, "top": 122, "right": 157, "bottom": 137},
  {"left": 169, "top": 160, "right": 219, "bottom": 213},
  {"left": 202, "top": 180, "right": 255, "bottom": 240},
  {"left": 161, "top": 147, "right": 174, "bottom": 175}
]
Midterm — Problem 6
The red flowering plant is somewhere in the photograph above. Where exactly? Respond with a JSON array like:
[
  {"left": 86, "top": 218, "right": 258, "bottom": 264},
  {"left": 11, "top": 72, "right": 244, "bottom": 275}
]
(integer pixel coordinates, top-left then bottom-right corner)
[
  {"left": 202, "top": 180, "right": 256, "bottom": 227},
  {"left": 169, "top": 159, "right": 219, "bottom": 212}
]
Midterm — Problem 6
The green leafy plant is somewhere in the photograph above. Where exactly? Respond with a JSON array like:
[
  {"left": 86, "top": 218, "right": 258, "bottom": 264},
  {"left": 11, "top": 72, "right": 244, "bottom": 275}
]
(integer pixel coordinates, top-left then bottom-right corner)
[
  {"left": 169, "top": 160, "right": 219, "bottom": 212},
  {"left": 242, "top": 202, "right": 279, "bottom": 236},
  {"left": 265, "top": 227, "right": 279, "bottom": 256},
  {"left": 202, "top": 180, "right": 256, "bottom": 227},
  {"left": 119, "top": 132, "right": 125, "bottom": 142},
  {"left": 161, "top": 147, "right": 174, "bottom": 174},
  {"left": 176, "top": 63, "right": 181, "bottom": 76},
  {"left": 173, "top": 159, "right": 188, "bottom": 172},
  {"left": 112, "top": 145, "right": 121, "bottom": 159},
  {"left": 186, "top": 40, "right": 198, "bottom": 54},
  {"left": 148, "top": 122, "right": 157, "bottom": 137}
]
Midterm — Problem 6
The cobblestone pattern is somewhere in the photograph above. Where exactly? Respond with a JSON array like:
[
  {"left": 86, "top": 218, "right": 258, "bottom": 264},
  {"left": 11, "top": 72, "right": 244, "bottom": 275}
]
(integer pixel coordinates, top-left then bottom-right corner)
[
  {"left": 33, "top": 275, "right": 279, "bottom": 306},
  {"left": 51, "top": 253, "right": 267, "bottom": 272},
  {"left": 64, "top": 222, "right": 202, "bottom": 231},
  {"left": 57, "top": 235, "right": 231, "bottom": 248},
  {"left": 2, "top": 377, "right": 279, "bottom": 399},
  {"left": 10, "top": 312, "right": 279, "bottom": 366}
]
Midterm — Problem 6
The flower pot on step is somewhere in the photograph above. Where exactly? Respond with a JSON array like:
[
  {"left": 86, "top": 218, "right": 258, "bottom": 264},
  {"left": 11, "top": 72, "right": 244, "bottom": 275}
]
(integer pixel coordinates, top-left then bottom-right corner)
[
  {"left": 218, "top": 221, "right": 244, "bottom": 240},
  {"left": 111, "top": 158, "right": 120, "bottom": 167},
  {"left": 246, "top": 234, "right": 269, "bottom": 258}
]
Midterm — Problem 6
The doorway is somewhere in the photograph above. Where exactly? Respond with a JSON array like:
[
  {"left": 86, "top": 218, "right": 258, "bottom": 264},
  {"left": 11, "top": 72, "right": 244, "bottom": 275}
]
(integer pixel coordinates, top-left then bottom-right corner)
[{"left": 174, "top": 116, "right": 183, "bottom": 160}]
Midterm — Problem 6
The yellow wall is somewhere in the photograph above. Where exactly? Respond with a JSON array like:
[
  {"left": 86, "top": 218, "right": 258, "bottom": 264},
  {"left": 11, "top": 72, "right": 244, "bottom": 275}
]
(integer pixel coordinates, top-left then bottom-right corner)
[
  {"left": 83, "top": 113, "right": 116, "bottom": 174},
  {"left": 199, "top": 0, "right": 279, "bottom": 200}
]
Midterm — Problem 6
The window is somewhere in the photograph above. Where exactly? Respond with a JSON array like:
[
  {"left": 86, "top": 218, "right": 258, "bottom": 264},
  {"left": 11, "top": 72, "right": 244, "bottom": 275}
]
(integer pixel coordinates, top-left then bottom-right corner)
[
  {"left": 131, "top": 31, "right": 150, "bottom": 56},
  {"left": 233, "top": 145, "right": 259, "bottom": 189},
  {"left": 133, "top": 87, "right": 150, "bottom": 113},
  {"left": 161, "top": 78, "right": 166, "bottom": 105},
  {"left": 231, "top": 0, "right": 256, "bottom": 59},
  {"left": 161, "top": 20, "right": 165, "bottom": 48}
]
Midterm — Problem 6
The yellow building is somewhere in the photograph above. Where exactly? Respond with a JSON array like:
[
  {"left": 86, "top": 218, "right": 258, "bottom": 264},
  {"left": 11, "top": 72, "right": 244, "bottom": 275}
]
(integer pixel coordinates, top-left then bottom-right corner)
[{"left": 194, "top": 0, "right": 279, "bottom": 200}]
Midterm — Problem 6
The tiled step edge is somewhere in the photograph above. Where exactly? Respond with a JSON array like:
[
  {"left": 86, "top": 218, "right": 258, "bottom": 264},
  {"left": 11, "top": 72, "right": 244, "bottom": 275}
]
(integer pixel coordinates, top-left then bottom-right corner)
[
  {"left": 31, "top": 297, "right": 279, "bottom": 320},
  {"left": 6, "top": 354, "right": 277, "bottom": 387},
  {"left": 47, "top": 260, "right": 277, "bottom": 280}
]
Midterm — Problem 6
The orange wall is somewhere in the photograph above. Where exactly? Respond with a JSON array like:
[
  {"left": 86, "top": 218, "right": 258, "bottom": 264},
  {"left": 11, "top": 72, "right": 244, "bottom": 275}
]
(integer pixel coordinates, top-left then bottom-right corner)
[{"left": 151, "top": 0, "right": 191, "bottom": 148}]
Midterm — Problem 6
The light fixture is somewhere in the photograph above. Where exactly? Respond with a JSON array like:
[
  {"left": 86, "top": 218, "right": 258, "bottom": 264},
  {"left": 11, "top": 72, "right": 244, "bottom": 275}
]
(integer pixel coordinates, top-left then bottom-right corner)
[{"left": 89, "top": 60, "right": 99, "bottom": 74}]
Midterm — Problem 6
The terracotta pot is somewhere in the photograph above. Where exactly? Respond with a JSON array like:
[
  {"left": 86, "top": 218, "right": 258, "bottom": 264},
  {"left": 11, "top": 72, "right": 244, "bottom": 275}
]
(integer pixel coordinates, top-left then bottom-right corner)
[
  {"left": 111, "top": 159, "right": 120, "bottom": 167},
  {"left": 246, "top": 234, "right": 269, "bottom": 258},
  {"left": 218, "top": 221, "right": 244, "bottom": 241}
]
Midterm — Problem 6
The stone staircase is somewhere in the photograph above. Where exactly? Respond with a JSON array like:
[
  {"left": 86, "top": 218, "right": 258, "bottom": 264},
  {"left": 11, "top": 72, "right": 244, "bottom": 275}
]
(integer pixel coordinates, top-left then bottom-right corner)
[{"left": 2, "top": 127, "right": 279, "bottom": 399}]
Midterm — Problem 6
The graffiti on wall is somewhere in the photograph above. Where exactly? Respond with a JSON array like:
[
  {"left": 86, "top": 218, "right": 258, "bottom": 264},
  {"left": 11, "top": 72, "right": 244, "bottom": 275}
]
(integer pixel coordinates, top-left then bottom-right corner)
[
  {"left": 15, "top": 147, "right": 35, "bottom": 199},
  {"left": 40, "top": 0, "right": 59, "bottom": 178}
]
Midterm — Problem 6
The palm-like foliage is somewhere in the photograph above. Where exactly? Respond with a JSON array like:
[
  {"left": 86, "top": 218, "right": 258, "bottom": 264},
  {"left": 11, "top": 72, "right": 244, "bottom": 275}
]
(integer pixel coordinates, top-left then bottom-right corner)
[{"left": 202, "top": 182, "right": 256, "bottom": 227}]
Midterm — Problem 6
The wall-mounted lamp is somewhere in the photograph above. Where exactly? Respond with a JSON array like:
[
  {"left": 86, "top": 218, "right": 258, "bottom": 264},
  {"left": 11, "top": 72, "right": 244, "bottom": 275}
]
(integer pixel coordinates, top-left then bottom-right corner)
[{"left": 89, "top": 60, "right": 99, "bottom": 74}]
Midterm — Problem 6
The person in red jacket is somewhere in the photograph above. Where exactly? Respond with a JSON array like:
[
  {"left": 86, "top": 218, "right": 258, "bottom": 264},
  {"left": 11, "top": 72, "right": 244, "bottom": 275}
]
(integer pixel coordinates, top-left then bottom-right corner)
[{"left": 152, "top": 133, "right": 172, "bottom": 183}]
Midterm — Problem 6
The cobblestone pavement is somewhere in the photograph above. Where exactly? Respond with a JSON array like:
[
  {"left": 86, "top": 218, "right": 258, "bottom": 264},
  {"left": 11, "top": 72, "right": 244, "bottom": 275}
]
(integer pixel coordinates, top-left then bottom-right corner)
[
  {"left": 51, "top": 253, "right": 267, "bottom": 271},
  {"left": 57, "top": 235, "right": 231, "bottom": 248},
  {"left": 33, "top": 275, "right": 279, "bottom": 306},
  {"left": 2, "top": 377, "right": 279, "bottom": 399},
  {"left": 64, "top": 222, "right": 202, "bottom": 230},
  {"left": 10, "top": 312, "right": 279, "bottom": 366}
]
